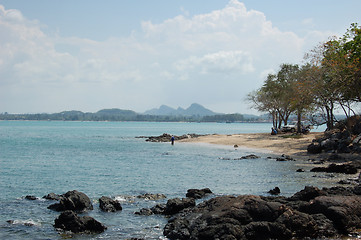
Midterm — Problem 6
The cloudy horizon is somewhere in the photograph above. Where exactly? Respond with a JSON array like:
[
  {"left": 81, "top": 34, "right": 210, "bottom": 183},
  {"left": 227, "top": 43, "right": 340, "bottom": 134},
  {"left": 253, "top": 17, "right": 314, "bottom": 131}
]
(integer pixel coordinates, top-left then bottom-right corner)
[{"left": 1, "top": 0, "right": 360, "bottom": 114}]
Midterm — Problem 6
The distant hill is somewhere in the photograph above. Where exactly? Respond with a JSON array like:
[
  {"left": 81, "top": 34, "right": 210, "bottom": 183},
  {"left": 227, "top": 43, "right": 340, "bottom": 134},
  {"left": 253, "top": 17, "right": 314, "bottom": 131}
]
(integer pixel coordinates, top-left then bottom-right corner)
[
  {"left": 144, "top": 103, "right": 218, "bottom": 116},
  {"left": 96, "top": 108, "right": 137, "bottom": 116}
]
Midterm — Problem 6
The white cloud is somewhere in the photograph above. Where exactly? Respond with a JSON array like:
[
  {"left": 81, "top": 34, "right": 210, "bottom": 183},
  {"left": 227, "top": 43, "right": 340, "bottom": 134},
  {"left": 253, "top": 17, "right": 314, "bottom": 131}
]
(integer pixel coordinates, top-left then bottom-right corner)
[{"left": 0, "top": 1, "right": 333, "bottom": 113}]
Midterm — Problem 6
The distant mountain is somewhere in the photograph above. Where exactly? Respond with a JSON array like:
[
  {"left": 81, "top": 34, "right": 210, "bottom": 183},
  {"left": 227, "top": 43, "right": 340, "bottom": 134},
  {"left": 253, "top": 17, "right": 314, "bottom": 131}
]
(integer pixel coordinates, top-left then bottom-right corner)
[{"left": 144, "top": 103, "right": 218, "bottom": 117}]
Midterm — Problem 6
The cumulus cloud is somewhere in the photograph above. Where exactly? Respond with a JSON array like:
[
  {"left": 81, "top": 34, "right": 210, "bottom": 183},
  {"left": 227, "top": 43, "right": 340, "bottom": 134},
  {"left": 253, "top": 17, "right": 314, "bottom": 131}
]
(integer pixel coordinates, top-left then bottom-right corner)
[{"left": 0, "top": 1, "right": 331, "bottom": 113}]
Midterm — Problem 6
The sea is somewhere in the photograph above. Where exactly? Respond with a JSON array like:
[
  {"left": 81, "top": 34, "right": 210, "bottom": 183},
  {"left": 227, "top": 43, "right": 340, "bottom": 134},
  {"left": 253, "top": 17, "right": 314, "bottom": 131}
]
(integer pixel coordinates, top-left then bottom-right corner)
[{"left": 0, "top": 120, "right": 342, "bottom": 239}]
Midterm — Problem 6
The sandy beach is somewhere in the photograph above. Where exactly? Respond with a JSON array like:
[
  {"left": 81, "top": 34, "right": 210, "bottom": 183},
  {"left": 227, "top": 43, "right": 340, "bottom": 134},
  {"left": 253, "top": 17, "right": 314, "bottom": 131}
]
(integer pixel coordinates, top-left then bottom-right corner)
[{"left": 180, "top": 132, "right": 324, "bottom": 156}]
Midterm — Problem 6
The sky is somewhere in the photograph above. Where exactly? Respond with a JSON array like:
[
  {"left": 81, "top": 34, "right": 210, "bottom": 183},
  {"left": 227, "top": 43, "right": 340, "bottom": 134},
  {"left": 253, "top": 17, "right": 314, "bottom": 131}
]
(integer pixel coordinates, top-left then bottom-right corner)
[{"left": 0, "top": 0, "right": 360, "bottom": 114}]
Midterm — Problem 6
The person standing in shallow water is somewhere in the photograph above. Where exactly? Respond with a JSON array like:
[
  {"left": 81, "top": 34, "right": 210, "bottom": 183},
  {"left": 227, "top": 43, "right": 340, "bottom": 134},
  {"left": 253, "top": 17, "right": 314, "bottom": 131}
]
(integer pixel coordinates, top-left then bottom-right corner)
[{"left": 171, "top": 136, "right": 175, "bottom": 145}]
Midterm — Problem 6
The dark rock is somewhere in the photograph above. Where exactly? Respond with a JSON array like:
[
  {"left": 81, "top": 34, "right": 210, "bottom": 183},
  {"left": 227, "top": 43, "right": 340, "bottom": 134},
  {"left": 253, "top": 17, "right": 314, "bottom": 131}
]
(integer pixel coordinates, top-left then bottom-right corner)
[
  {"left": 186, "top": 188, "right": 212, "bottom": 199},
  {"left": 137, "top": 193, "right": 167, "bottom": 200},
  {"left": 135, "top": 208, "right": 154, "bottom": 216},
  {"left": 43, "top": 193, "right": 62, "bottom": 201},
  {"left": 304, "top": 195, "right": 361, "bottom": 233},
  {"left": 48, "top": 190, "right": 93, "bottom": 212},
  {"left": 289, "top": 186, "right": 326, "bottom": 202},
  {"left": 25, "top": 195, "right": 37, "bottom": 200},
  {"left": 307, "top": 142, "right": 322, "bottom": 154},
  {"left": 99, "top": 196, "right": 122, "bottom": 212},
  {"left": 54, "top": 210, "right": 106, "bottom": 234},
  {"left": 268, "top": 187, "right": 280, "bottom": 195},
  {"left": 296, "top": 168, "right": 305, "bottom": 172},
  {"left": 311, "top": 163, "right": 358, "bottom": 174},
  {"left": 234, "top": 154, "right": 260, "bottom": 160},
  {"left": 163, "top": 198, "right": 195, "bottom": 215},
  {"left": 143, "top": 133, "right": 205, "bottom": 142},
  {"left": 244, "top": 221, "right": 292, "bottom": 240}
]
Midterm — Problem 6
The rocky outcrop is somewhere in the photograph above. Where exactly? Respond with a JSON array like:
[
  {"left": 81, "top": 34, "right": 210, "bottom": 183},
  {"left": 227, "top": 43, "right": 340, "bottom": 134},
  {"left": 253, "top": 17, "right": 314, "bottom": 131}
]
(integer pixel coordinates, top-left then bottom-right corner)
[
  {"left": 99, "top": 196, "right": 122, "bottom": 212},
  {"left": 311, "top": 163, "right": 358, "bottom": 174},
  {"left": 135, "top": 197, "right": 195, "bottom": 216},
  {"left": 54, "top": 210, "right": 106, "bottom": 233},
  {"left": 139, "top": 133, "right": 205, "bottom": 142},
  {"left": 308, "top": 116, "right": 361, "bottom": 154},
  {"left": 48, "top": 190, "right": 93, "bottom": 212},
  {"left": 186, "top": 188, "right": 212, "bottom": 199},
  {"left": 137, "top": 193, "right": 167, "bottom": 200},
  {"left": 43, "top": 193, "right": 62, "bottom": 201},
  {"left": 162, "top": 185, "right": 361, "bottom": 239}
]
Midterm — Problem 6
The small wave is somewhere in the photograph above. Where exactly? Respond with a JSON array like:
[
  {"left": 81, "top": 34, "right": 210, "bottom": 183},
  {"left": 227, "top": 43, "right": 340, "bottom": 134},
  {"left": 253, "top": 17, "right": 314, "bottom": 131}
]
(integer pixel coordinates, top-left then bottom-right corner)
[{"left": 7, "top": 219, "right": 41, "bottom": 227}]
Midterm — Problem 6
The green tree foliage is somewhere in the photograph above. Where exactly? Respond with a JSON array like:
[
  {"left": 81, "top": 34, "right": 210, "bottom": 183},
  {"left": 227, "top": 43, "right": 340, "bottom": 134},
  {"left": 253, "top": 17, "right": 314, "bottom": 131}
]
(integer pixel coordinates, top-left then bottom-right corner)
[{"left": 249, "top": 23, "right": 360, "bottom": 132}]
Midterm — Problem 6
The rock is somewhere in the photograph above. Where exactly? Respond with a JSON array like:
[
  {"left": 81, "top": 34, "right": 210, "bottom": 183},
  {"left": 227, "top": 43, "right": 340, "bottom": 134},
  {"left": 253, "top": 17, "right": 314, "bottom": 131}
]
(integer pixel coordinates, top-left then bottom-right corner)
[
  {"left": 25, "top": 195, "right": 37, "bottom": 200},
  {"left": 186, "top": 188, "right": 212, "bottom": 199},
  {"left": 143, "top": 133, "right": 205, "bottom": 142},
  {"left": 135, "top": 204, "right": 167, "bottom": 216},
  {"left": 99, "top": 196, "right": 122, "bottom": 212},
  {"left": 296, "top": 168, "right": 305, "bottom": 172},
  {"left": 310, "top": 163, "right": 358, "bottom": 174},
  {"left": 163, "top": 198, "right": 196, "bottom": 215},
  {"left": 137, "top": 193, "right": 167, "bottom": 200},
  {"left": 304, "top": 195, "right": 361, "bottom": 233},
  {"left": 268, "top": 187, "right": 280, "bottom": 195},
  {"left": 288, "top": 186, "right": 326, "bottom": 202},
  {"left": 48, "top": 190, "right": 93, "bottom": 212},
  {"left": 135, "top": 198, "right": 195, "bottom": 216},
  {"left": 234, "top": 154, "right": 260, "bottom": 160},
  {"left": 163, "top": 195, "right": 286, "bottom": 240},
  {"left": 307, "top": 142, "right": 322, "bottom": 154},
  {"left": 54, "top": 210, "right": 106, "bottom": 234},
  {"left": 43, "top": 193, "right": 62, "bottom": 201}
]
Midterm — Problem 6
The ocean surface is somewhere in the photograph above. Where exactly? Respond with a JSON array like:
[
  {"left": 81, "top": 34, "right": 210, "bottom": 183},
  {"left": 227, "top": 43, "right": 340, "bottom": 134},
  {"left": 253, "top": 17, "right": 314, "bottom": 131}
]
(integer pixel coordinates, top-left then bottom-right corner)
[{"left": 0, "top": 121, "right": 338, "bottom": 239}]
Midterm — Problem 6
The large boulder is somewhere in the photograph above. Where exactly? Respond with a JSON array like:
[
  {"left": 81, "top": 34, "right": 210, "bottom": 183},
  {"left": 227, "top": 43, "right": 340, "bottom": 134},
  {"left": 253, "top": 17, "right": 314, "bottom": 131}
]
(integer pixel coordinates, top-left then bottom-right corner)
[
  {"left": 163, "top": 195, "right": 287, "bottom": 240},
  {"left": 303, "top": 195, "right": 361, "bottom": 233},
  {"left": 54, "top": 210, "right": 106, "bottom": 233},
  {"left": 288, "top": 186, "right": 326, "bottom": 202},
  {"left": 48, "top": 190, "right": 93, "bottom": 212},
  {"left": 99, "top": 196, "right": 122, "bottom": 212}
]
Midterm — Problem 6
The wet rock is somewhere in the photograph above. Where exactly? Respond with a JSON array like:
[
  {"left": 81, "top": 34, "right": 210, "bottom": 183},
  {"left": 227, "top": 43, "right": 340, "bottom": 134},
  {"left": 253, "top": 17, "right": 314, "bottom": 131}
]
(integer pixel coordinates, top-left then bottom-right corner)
[
  {"left": 163, "top": 198, "right": 196, "bottom": 215},
  {"left": 186, "top": 188, "right": 212, "bottom": 199},
  {"left": 296, "top": 168, "right": 305, "bottom": 172},
  {"left": 54, "top": 210, "right": 106, "bottom": 234},
  {"left": 48, "top": 190, "right": 93, "bottom": 212},
  {"left": 43, "top": 193, "right": 62, "bottom": 201},
  {"left": 137, "top": 193, "right": 167, "bottom": 201},
  {"left": 99, "top": 196, "right": 122, "bottom": 212},
  {"left": 135, "top": 197, "right": 196, "bottom": 216},
  {"left": 142, "top": 133, "right": 205, "bottom": 142},
  {"left": 268, "top": 187, "right": 280, "bottom": 195},
  {"left": 234, "top": 154, "right": 260, "bottom": 160},
  {"left": 25, "top": 195, "right": 37, "bottom": 200}
]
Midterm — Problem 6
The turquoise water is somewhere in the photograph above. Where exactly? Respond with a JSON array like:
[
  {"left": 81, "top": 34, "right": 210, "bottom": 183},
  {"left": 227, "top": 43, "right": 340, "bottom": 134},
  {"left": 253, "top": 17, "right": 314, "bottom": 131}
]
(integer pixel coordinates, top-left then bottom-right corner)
[{"left": 0, "top": 121, "right": 332, "bottom": 239}]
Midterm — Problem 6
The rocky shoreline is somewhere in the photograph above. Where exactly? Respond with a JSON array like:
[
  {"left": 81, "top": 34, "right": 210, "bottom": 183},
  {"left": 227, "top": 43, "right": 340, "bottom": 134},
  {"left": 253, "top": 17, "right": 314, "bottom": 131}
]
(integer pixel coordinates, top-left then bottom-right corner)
[
  {"left": 18, "top": 169, "right": 361, "bottom": 239},
  {"left": 13, "top": 124, "right": 361, "bottom": 239}
]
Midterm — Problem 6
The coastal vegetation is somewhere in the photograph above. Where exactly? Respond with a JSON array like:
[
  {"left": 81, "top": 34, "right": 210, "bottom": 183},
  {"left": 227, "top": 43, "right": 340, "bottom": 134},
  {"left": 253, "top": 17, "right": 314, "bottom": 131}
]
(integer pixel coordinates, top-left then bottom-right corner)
[
  {"left": 248, "top": 23, "right": 361, "bottom": 132},
  {"left": 0, "top": 108, "right": 249, "bottom": 122}
]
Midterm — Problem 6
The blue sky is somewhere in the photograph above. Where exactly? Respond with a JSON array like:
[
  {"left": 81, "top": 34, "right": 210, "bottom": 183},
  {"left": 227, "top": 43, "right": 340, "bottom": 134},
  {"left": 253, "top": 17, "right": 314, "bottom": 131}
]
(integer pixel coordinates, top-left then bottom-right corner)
[{"left": 1, "top": 0, "right": 360, "bottom": 114}]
